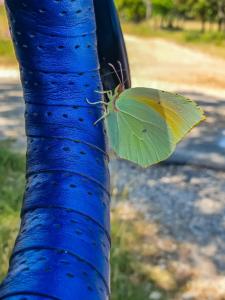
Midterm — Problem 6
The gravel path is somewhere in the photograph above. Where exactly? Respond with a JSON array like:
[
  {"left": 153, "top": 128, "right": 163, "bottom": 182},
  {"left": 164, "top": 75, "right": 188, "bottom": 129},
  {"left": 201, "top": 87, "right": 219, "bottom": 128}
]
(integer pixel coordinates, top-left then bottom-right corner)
[
  {"left": 111, "top": 160, "right": 225, "bottom": 246},
  {"left": 0, "top": 80, "right": 26, "bottom": 151},
  {"left": 110, "top": 160, "right": 225, "bottom": 299}
]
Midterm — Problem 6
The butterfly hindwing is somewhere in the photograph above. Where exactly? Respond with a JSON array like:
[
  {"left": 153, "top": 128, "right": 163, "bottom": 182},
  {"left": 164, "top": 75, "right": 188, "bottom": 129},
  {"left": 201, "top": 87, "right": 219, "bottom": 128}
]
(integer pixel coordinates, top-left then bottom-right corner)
[{"left": 106, "top": 111, "right": 119, "bottom": 151}]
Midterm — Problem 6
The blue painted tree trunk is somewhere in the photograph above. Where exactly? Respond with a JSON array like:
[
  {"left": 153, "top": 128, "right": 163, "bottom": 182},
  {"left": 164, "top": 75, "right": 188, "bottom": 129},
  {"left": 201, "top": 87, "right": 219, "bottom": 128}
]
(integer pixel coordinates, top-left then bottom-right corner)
[{"left": 0, "top": 0, "right": 111, "bottom": 299}]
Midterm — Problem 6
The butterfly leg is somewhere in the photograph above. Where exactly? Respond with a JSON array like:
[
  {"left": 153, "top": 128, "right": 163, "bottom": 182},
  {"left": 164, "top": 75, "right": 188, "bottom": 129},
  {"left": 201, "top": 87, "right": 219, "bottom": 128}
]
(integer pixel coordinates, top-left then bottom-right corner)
[
  {"left": 94, "top": 112, "right": 109, "bottom": 125},
  {"left": 95, "top": 90, "right": 113, "bottom": 99},
  {"left": 95, "top": 90, "right": 111, "bottom": 95},
  {"left": 86, "top": 98, "right": 109, "bottom": 105}
]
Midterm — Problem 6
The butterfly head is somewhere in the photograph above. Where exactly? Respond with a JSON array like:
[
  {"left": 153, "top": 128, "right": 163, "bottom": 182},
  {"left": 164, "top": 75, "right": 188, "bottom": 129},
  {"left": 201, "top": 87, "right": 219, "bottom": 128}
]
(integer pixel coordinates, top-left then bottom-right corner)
[
  {"left": 106, "top": 62, "right": 126, "bottom": 112},
  {"left": 108, "top": 61, "right": 126, "bottom": 95}
]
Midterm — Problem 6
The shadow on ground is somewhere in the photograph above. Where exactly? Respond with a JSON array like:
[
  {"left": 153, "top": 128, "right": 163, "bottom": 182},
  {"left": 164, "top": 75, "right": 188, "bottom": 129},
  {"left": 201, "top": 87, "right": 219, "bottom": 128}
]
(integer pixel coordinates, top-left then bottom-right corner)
[
  {"left": 168, "top": 91, "right": 225, "bottom": 171},
  {"left": 0, "top": 82, "right": 25, "bottom": 151}
]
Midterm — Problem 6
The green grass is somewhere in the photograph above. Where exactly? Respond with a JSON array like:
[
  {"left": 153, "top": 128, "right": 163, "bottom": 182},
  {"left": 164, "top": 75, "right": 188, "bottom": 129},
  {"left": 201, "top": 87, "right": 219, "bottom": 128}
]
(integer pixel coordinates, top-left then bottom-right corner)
[
  {"left": 111, "top": 213, "right": 169, "bottom": 300},
  {"left": 184, "top": 30, "right": 225, "bottom": 44},
  {"left": 0, "top": 140, "right": 25, "bottom": 213},
  {"left": 122, "top": 21, "right": 225, "bottom": 59},
  {"left": 110, "top": 202, "right": 178, "bottom": 300},
  {"left": 0, "top": 140, "right": 25, "bottom": 279},
  {"left": 0, "top": 5, "right": 17, "bottom": 66},
  {"left": 0, "top": 5, "right": 9, "bottom": 37},
  {"left": 0, "top": 140, "right": 169, "bottom": 299},
  {"left": 0, "top": 39, "right": 16, "bottom": 65}
]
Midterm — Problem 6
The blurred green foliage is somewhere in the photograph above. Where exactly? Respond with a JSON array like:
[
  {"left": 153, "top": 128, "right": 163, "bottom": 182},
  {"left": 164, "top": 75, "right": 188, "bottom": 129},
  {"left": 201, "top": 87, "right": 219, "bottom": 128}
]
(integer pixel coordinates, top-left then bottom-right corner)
[
  {"left": 115, "top": 0, "right": 147, "bottom": 22},
  {"left": 115, "top": 0, "right": 225, "bottom": 32},
  {"left": 0, "top": 5, "right": 16, "bottom": 65},
  {"left": 111, "top": 213, "right": 167, "bottom": 300},
  {"left": 0, "top": 5, "right": 8, "bottom": 37},
  {"left": 184, "top": 29, "right": 225, "bottom": 43},
  {"left": 0, "top": 140, "right": 25, "bottom": 279},
  {"left": 0, "top": 40, "right": 15, "bottom": 63},
  {"left": 151, "top": 0, "right": 173, "bottom": 19}
]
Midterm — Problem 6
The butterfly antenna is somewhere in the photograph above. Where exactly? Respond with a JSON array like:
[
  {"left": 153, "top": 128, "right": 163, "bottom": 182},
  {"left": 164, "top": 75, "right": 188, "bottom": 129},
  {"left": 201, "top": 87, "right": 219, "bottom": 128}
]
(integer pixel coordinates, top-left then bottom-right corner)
[
  {"left": 117, "top": 61, "right": 124, "bottom": 87},
  {"left": 108, "top": 63, "right": 122, "bottom": 86}
]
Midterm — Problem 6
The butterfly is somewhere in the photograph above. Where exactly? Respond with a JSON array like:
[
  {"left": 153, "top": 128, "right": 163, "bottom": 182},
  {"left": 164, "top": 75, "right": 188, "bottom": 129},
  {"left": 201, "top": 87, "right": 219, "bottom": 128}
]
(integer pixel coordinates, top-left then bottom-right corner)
[{"left": 87, "top": 62, "right": 205, "bottom": 168}]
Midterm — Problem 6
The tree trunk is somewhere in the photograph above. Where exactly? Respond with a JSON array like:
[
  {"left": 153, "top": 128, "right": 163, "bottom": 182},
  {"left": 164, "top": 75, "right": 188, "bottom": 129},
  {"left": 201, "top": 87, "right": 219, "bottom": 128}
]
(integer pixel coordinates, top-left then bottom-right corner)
[
  {"left": 201, "top": 19, "right": 206, "bottom": 32},
  {"left": 145, "top": 0, "right": 152, "bottom": 20},
  {"left": 167, "top": 18, "right": 174, "bottom": 29},
  {"left": 160, "top": 16, "right": 165, "bottom": 28},
  {"left": 217, "top": 2, "right": 225, "bottom": 32},
  {"left": 218, "top": 19, "right": 222, "bottom": 31},
  {"left": 0, "top": 0, "right": 110, "bottom": 299}
]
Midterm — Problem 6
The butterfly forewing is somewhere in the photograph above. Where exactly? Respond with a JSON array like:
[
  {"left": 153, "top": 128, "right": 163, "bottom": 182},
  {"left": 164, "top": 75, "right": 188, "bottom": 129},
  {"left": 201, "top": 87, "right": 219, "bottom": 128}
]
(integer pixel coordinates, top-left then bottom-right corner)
[
  {"left": 118, "top": 111, "right": 175, "bottom": 167},
  {"left": 118, "top": 87, "right": 205, "bottom": 143}
]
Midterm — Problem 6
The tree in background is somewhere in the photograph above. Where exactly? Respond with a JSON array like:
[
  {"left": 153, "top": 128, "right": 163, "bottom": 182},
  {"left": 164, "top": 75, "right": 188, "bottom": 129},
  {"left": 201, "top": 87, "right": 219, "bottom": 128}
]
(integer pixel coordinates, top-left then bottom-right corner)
[
  {"left": 115, "top": 0, "right": 148, "bottom": 22},
  {"left": 115, "top": 0, "right": 177, "bottom": 28},
  {"left": 217, "top": 0, "right": 225, "bottom": 31},
  {"left": 188, "top": 0, "right": 211, "bottom": 32},
  {"left": 144, "top": 0, "right": 152, "bottom": 19},
  {"left": 115, "top": 0, "right": 225, "bottom": 32},
  {"left": 173, "top": 0, "right": 189, "bottom": 27},
  {"left": 151, "top": 0, "right": 174, "bottom": 27}
]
